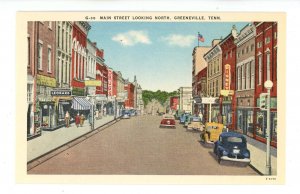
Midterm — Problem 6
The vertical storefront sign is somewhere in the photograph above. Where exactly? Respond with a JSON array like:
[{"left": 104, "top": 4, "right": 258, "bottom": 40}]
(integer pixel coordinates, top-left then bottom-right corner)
[
  {"left": 108, "top": 69, "right": 113, "bottom": 96},
  {"left": 224, "top": 64, "right": 231, "bottom": 90}
]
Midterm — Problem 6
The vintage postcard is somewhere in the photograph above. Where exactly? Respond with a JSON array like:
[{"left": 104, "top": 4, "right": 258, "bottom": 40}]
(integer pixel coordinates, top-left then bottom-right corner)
[{"left": 16, "top": 12, "right": 286, "bottom": 184}]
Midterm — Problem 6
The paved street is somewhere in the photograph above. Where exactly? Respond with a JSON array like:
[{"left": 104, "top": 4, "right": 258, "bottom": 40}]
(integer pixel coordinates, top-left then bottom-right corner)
[{"left": 28, "top": 115, "right": 258, "bottom": 175}]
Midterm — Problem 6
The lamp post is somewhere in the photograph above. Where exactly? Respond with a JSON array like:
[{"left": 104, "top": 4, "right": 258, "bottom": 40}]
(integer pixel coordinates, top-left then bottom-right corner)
[{"left": 264, "top": 80, "right": 273, "bottom": 175}]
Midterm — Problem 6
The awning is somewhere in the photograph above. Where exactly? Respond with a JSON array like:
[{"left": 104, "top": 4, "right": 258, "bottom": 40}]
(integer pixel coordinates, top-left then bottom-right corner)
[{"left": 71, "top": 97, "right": 92, "bottom": 110}]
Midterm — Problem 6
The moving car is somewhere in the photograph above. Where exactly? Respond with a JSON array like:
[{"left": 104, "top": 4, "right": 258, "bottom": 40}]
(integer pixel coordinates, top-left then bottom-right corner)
[
  {"left": 160, "top": 114, "right": 176, "bottom": 128},
  {"left": 187, "top": 116, "right": 204, "bottom": 131},
  {"left": 214, "top": 132, "right": 251, "bottom": 165},
  {"left": 121, "top": 110, "right": 131, "bottom": 119}
]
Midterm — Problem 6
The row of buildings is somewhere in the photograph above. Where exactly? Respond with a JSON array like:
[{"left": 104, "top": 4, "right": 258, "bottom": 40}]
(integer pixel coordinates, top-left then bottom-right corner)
[
  {"left": 192, "top": 22, "right": 278, "bottom": 147},
  {"left": 27, "top": 21, "right": 143, "bottom": 139}
]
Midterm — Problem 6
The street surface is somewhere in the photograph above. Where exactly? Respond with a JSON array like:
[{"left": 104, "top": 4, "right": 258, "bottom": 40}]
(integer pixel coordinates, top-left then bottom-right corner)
[{"left": 28, "top": 115, "right": 258, "bottom": 175}]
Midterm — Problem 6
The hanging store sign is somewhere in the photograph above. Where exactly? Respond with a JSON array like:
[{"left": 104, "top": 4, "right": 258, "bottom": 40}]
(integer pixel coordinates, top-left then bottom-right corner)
[
  {"left": 85, "top": 80, "right": 102, "bottom": 87},
  {"left": 51, "top": 90, "right": 72, "bottom": 96},
  {"left": 220, "top": 90, "right": 234, "bottom": 96},
  {"left": 37, "top": 75, "right": 56, "bottom": 88},
  {"left": 224, "top": 64, "right": 231, "bottom": 90}
]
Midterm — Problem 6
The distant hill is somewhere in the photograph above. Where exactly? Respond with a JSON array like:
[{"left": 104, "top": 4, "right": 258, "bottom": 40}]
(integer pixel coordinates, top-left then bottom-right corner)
[{"left": 142, "top": 90, "right": 178, "bottom": 106}]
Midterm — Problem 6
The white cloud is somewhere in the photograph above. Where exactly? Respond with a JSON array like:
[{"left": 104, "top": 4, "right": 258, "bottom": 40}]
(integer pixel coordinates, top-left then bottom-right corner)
[
  {"left": 161, "top": 34, "right": 195, "bottom": 47},
  {"left": 112, "top": 30, "right": 151, "bottom": 46}
]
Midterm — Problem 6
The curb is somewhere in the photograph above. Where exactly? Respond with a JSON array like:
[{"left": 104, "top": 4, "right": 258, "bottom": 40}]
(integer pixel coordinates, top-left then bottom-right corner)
[
  {"left": 27, "top": 117, "right": 121, "bottom": 171},
  {"left": 249, "top": 163, "right": 264, "bottom": 175}
]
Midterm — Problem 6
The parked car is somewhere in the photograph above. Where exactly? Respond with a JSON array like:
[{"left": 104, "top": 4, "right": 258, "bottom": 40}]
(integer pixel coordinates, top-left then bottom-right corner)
[
  {"left": 187, "top": 116, "right": 204, "bottom": 131},
  {"left": 160, "top": 114, "right": 176, "bottom": 128},
  {"left": 129, "top": 109, "right": 136, "bottom": 116},
  {"left": 184, "top": 114, "right": 192, "bottom": 127},
  {"left": 179, "top": 113, "right": 190, "bottom": 124},
  {"left": 214, "top": 132, "right": 251, "bottom": 165},
  {"left": 200, "top": 122, "right": 224, "bottom": 145},
  {"left": 121, "top": 110, "right": 131, "bottom": 119}
]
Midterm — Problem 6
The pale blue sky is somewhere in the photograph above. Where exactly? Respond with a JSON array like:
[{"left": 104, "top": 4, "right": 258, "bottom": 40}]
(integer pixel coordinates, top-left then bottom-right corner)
[{"left": 88, "top": 22, "right": 248, "bottom": 92}]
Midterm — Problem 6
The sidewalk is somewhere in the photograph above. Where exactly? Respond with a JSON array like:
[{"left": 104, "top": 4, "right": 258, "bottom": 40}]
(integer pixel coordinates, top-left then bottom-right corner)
[
  {"left": 27, "top": 115, "right": 115, "bottom": 162},
  {"left": 246, "top": 136, "right": 277, "bottom": 175}
]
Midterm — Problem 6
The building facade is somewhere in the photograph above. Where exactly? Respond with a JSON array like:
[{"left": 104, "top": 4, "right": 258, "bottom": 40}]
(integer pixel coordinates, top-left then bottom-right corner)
[
  {"left": 124, "top": 81, "right": 135, "bottom": 109},
  {"left": 71, "top": 21, "right": 91, "bottom": 97},
  {"left": 219, "top": 26, "right": 238, "bottom": 128},
  {"left": 234, "top": 23, "right": 256, "bottom": 136},
  {"left": 204, "top": 39, "right": 222, "bottom": 120},
  {"left": 86, "top": 39, "right": 97, "bottom": 96},
  {"left": 34, "top": 21, "right": 57, "bottom": 130},
  {"left": 254, "top": 22, "right": 278, "bottom": 147},
  {"left": 54, "top": 21, "right": 73, "bottom": 128},
  {"left": 178, "top": 87, "right": 193, "bottom": 113}
]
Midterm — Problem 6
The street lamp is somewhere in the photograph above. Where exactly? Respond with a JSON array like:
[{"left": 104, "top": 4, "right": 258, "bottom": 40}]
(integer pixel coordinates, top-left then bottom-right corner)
[{"left": 264, "top": 80, "right": 273, "bottom": 175}]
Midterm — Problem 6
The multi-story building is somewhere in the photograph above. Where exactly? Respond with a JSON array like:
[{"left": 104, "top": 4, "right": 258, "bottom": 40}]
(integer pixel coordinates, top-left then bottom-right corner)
[
  {"left": 34, "top": 21, "right": 57, "bottom": 130},
  {"left": 254, "top": 22, "right": 277, "bottom": 147},
  {"left": 204, "top": 39, "right": 222, "bottom": 120},
  {"left": 170, "top": 96, "right": 179, "bottom": 112},
  {"left": 234, "top": 23, "right": 256, "bottom": 136},
  {"left": 86, "top": 39, "right": 97, "bottom": 96},
  {"left": 71, "top": 21, "right": 91, "bottom": 97},
  {"left": 124, "top": 81, "right": 135, "bottom": 109},
  {"left": 54, "top": 21, "right": 73, "bottom": 128},
  {"left": 115, "top": 71, "right": 126, "bottom": 115},
  {"left": 95, "top": 47, "right": 107, "bottom": 115},
  {"left": 219, "top": 26, "right": 238, "bottom": 128},
  {"left": 136, "top": 84, "right": 144, "bottom": 115},
  {"left": 194, "top": 67, "right": 207, "bottom": 117},
  {"left": 178, "top": 87, "right": 193, "bottom": 113},
  {"left": 27, "top": 21, "right": 39, "bottom": 137}
]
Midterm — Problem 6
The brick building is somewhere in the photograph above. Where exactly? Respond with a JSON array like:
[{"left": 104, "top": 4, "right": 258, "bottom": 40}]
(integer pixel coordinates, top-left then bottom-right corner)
[{"left": 254, "top": 22, "right": 278, "bottom": 147}]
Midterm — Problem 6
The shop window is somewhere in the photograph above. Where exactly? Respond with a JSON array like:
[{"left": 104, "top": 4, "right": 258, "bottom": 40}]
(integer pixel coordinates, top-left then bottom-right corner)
[
  {"left": 256, "top": 111, "right": 267, "bottom": 138},
  {"left": 271, "top": 112, "right": 277, "bottom": 142}
]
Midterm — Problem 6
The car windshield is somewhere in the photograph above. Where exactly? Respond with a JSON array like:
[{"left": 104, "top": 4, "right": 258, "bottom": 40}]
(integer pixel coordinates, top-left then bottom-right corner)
[
  {"left": 191, "top": 117, "right": 200, "bottom": 122},
  {"left": 223, "top": 136, "right": 246, "bottom": 147}
]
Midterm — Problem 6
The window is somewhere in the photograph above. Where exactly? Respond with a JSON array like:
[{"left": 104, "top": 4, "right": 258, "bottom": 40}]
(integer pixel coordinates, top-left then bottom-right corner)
[
  {"left": 27, "top": 36, "right": 30, "bottom": 67},
  {"left": 230, "top": 50, "right": 232, "bottom": 58},
  {"left": 38, "top": 43, "right": 43, "bottom": 70},
  {"left": 56, "top": 57, "right": 60, "bottom": 82},
  {"left": 61, "top": 59, "right": 64, "bottom": 84},
  {"left": 225, "top": 52, "right": 228, "bottom": 60},
  {"left": 251, "top": 44, "right": 255, "bottom": 52},
  {"left": 274, "top": 32, "right": 277, "bottom": 39},
  {"left": 267, "top": 52, "right": 271, "bottom": 80},
  {"left": 64, "top": 60, "right": 67, "bottom": 83},
  {"left": 251, "top": 60, "right": 255, "bottom": 89},
  {"left": 246, "top": 46, "right": 249, "bottom": 53},
  {"left": 242, "top": 64, "right": 245, "bottom": 90},
  {"left": 246, "top": 62, "right": 250, "bottom": 89},
  {"left": 265, "top": 37, "right": 271, "bottom": 44},
  {"left": 27, "top": 84, "right": 33, "bottom": 102},
  {"left": 216, "top": 80, "right": 219, "bottom": 96},
  {"left": 258, "top": 55, "right": 262, "bottom": 85},
  {"left": 237, "top": 66, "right": 241, "bottom": 90},
  {"left": 242, "top": 49, "right": 244, "bottom": 55},
  {"left": 47, "top": 47, "right": 51, "bottom": 72},
  {"left": 48, "top": 21, "right": 52, "bottom": 29},
  {"left": 58, "top": 26, "right": 60, "bottom": 48},
  {"left": 62, "top": 29, "right": 64, "bottom": 51},
  {"left": 257, "top": 41, "right": 262, "bottom": 48}
]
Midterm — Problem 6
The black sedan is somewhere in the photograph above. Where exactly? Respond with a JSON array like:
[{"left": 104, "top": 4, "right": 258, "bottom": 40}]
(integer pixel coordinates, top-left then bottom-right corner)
[{"left": 213, "top": 132, "right": 251, "bottom": 165}]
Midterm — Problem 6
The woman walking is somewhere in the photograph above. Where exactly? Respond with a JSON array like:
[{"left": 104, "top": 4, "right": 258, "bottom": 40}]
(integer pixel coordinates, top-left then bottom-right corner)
[
  {"left": 80, "top": 114, "right": 85, "bottom": 127},
  {"left": 75, "top": 113, "right": 80, "bottom": 128},
  {"left": 65, "top": 111, "right": 70, "bottom": 128}
]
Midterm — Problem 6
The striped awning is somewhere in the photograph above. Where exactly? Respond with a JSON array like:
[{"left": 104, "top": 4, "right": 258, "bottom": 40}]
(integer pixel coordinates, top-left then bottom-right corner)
[{"left": 71, "top": 97, "right": 92, "bottom": 110}]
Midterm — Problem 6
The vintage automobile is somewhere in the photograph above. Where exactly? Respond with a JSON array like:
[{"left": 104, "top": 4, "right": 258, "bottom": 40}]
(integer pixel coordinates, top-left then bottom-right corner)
[
  {"left": 184, "top": 114, "right": 193, "bottom": 127},
  {"left": 200, "top": 122, "right": 224, "bottom": 144},
  {"left": 187, "top": 116, "right": 204, "bottom": 131},
  {"left": 214, "top": 132, "right": 251, "bottom": 165},
  {"left": 160, "top": 114, "right": 176, "bottom": 128},
  {"left": 121, "top": 110, "right": 131, "bottom": 119},
  {"left": 179, "top": 113, "right": 190, "bottom": 124}
]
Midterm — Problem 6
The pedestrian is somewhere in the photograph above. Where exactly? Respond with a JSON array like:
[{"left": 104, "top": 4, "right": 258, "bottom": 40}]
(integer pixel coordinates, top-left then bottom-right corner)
[
  {"left": 198, "top": 112, "right": 203, "bottom": 123},
  {"left": 217, "top": 113, "right": 223, "bottom": 124},
  {"left": 95, "top": 109, "right": 99, "bottom": 120},
  {"left": 75, "top": 113, "right": 80, "bottom": 128},
  {"left": 65, "top": 111, "right": 70, "bottom": 127},
  {"left": 80, "top": 114, "right": 85, "bottom": 127}
]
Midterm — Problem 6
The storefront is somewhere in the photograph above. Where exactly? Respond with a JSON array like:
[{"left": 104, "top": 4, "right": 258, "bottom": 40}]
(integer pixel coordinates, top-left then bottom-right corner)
[
  {"left": 52, "top": 93, "right": 73, "bottom": 128},
  {"left": 95, "top": 94, "right": 107, "bottom": 117},
  {"left": 236, "top": 108, "right": 254, "bottom": 137},
  {"left": 254, "top": 97, "right": 277, "bottom": 147},
  {"left": 71, "top": 96, "right": 92, "bottom": 118}
]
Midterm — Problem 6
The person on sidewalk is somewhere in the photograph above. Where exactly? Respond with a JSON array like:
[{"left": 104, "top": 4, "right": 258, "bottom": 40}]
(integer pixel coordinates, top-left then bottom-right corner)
[
  {"left": 75, "top": 113, "right": 80, "bottom": 128},
  {"left": 65, "top": 111, "right": 70, "bottom": 128},
  {"left": 80, "top": 114, "right": 85, "bottom": 127},
  {"left": 95, "top": 109, "right": 99, "bottom": 120}
]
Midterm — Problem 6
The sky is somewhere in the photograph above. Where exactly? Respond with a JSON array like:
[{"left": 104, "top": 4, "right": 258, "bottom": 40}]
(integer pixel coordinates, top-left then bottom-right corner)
[{"left": 88, "top": 22, "right": 248, "bottom": 92}]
